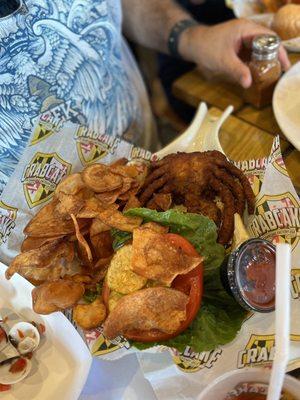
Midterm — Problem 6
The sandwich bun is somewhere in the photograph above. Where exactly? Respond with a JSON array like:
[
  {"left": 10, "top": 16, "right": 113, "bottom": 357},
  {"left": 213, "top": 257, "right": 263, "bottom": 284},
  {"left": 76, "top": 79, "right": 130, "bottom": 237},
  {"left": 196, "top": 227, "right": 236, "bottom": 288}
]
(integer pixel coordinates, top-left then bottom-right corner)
[{"left": 272, "top": 4, "right": 300, "bottom": 39}]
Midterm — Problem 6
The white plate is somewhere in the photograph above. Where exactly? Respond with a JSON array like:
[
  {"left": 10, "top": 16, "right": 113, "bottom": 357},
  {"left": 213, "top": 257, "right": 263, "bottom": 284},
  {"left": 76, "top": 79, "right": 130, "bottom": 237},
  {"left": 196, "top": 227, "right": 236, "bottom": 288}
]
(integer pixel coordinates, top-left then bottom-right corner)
[
  {"left": 273, "top": 61, "right": 300, "bottom": 150},
  {"left": 0, "top": 263, "right": 92, "bottom": 399}
]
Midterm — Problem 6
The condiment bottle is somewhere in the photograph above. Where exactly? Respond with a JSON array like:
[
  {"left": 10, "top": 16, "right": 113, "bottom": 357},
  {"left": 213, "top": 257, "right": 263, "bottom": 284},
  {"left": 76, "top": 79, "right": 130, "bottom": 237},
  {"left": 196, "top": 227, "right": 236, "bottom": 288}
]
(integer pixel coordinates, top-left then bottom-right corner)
[
  {"left": 221, "top": 238, "right": 276, "bottom": 313},
  {"left": 243, "top": 35, "right": 282, "bottom": 108}
]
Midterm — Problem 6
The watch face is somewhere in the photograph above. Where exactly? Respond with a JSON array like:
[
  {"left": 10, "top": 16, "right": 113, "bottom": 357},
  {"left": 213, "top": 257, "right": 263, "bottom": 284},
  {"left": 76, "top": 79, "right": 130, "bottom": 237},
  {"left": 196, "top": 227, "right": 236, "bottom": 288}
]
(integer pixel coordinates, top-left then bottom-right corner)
[{"left": 0, "top": 0, "right": 21, "bottom": 18}]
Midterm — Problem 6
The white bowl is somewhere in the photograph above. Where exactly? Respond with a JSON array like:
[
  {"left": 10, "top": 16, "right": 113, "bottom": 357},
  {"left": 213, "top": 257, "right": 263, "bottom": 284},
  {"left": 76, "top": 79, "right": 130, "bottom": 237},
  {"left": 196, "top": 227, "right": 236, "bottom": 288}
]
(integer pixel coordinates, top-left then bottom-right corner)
[{"left": 197, "top": 367, "right": 300, "bottom": 400}]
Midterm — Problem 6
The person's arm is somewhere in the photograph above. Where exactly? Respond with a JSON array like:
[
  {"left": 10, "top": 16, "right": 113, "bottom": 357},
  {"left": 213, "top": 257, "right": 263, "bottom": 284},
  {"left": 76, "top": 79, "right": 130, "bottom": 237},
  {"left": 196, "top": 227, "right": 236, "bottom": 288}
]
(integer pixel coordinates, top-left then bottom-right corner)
[
  {"left": 121, "top": 0, "right": 196, "bottom": 54},
  {"left": 121, "top": 0, "right": 290, "bottom": 88}
]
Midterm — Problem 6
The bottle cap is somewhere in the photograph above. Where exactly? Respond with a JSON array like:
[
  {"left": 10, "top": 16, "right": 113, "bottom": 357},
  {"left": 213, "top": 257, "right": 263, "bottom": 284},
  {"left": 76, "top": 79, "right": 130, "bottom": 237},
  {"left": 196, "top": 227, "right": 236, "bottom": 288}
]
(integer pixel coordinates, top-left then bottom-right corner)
[
  {"left": 252, "top": 34, "right": 280, "bottom": 61},
  {"left": 221, "top": 238, "right": 276, "bottom": 313}
]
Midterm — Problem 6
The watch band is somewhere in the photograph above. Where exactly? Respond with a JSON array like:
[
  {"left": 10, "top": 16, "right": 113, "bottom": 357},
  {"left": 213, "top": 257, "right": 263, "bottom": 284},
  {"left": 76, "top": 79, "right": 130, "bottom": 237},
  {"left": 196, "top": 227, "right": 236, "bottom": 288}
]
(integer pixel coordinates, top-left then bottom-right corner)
[{"left": 168, "top": 19, "right": 199, "bottom": 59}]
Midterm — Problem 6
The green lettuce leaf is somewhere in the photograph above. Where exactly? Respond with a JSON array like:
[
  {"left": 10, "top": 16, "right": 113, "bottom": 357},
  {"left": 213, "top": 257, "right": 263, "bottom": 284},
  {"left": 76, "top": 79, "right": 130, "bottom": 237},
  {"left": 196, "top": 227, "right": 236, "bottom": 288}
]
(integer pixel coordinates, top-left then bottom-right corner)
[
  {"left": 83, "top": 283, "right": 102, "bottom": 304},
  {"left": 111, "top": 228, "right": 132, "bottom": 251}
]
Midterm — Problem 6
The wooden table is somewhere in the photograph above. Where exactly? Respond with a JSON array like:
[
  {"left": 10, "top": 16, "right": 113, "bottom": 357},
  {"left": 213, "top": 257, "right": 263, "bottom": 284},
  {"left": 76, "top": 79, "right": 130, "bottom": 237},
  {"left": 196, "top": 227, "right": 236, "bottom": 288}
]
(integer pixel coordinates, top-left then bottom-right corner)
[{"left": 172, "top": 53, "right": 300, "bottom": 192}]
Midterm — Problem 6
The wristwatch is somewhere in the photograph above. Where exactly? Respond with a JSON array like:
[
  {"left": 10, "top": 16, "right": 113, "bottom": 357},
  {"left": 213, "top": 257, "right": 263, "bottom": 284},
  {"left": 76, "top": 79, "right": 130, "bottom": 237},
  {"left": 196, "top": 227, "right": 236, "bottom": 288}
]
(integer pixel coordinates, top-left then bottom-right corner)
[{"left": 168, "top": 19, "right": 199, "bottom": 59}]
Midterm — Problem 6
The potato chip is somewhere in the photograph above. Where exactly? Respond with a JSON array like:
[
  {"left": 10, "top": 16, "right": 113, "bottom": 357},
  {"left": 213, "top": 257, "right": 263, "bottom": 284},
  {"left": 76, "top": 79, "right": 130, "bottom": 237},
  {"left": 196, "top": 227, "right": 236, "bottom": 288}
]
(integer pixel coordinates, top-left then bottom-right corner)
[
  {"left": 103, "top": 287, "right": 188, "bottom": 339},
  {"left": 90, "top": 231, "right": 113, "bottom": 259},
  {"left": 6, "top": 240, "right": 72, "bottom": 280},
  {"left": 131, "top": 227, "right": 202, "bottom": 285},
  {"left": 123, "top": 195, "right": 141, "bottom": 212},
  {"left": 108, "top": 290, "right": 123, "bottom": 312},
  {"left": 66, "top": 274, "right": 93, "bottom": 284},
  {"left": 32, "top": 280, "right": 85, "bottom": 314},
  {"left": 82, "top": 164, "right": 123, "bottom": 193},
  {"left": 21, "top": 236, "right": 65, "bottom": 252},
  {"left": 55, "top": 192, "right": 86, "bottom": 216},
  {"left": 18, "top": 264, "right": 63, "bottom": 286},
  {"left": 107, "top": 245, "right": 147, "bottom": 294},
  {"left": 24, "top": 199, "right": 81, "bottom": 237},
  {"left": 95, "top": 190, "right": 120, "bottom": 205},
  {"left": 73, "top": 297, "right": 106, "bottom": 330},
  {"left": 111, "top": 164, "right": 139, "bottom": 179},
  {"left": 76, "top": 197, "right": 117, "bottom": 219},
  {"left": 71, "top": 214, "right": 93, "bottom": 265},
  {"left": 110, "top": 158, "right": 128, "bottom": 167},
  {"left": 93, "top": 257, "right": 112, "bottom": 272},
  {"left": 90, "top": 218, "right": 110, "bottom": 237},
  {"left": 96, "top": 208, "right": 142, "bottom": 232},
  {"left": 56, "top": 173, "right": 86, "bottom": 196},
  {"left": 68, "top": 223, "right": 91, "bottom": 241}
]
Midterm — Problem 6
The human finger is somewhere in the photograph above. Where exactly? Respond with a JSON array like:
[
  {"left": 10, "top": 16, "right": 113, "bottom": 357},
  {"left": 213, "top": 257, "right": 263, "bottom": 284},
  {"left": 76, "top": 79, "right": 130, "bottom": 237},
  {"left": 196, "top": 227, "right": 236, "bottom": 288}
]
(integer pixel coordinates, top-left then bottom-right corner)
[
  {"left": 278, "top": 45, "right": 291, "bottom": 71},
  {"left": 225, "top": 53, "right": 252, "bottom": 88}
]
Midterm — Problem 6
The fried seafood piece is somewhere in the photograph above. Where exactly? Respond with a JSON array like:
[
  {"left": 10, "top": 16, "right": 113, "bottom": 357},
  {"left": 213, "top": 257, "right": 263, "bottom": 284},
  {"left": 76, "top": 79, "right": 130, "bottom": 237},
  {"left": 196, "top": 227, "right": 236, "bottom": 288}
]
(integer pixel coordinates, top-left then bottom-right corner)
[
  {"left": 138, "top": 151, "right": 255, "bottom": 245},
  {"left": 103, "top": 287, "right": 188, "bottom": 339},
  {"left": 32, "top": 280, "right": 85, "bottom": 314},
  {"left": 73, "top": 297, "right": 106, "bottom": 330},
  {"left": 131, "top": 226, "right": 202, "bottom": 285},
  {"left": 146, "top": 193, "right": 172, "bottom": 211}
]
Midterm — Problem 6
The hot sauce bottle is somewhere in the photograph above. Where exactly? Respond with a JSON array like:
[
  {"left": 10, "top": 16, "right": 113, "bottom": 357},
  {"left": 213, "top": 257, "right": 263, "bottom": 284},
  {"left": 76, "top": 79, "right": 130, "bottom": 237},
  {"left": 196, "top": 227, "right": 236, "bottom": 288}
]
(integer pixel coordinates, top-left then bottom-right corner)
[{"left": 243, "top": 35, "right": 282, "bottom": 109}]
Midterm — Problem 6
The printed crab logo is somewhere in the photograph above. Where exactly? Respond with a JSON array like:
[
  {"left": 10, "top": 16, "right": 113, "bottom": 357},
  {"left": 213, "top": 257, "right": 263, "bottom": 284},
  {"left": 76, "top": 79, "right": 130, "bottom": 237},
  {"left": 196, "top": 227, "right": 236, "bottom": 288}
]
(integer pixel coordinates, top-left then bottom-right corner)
[
  {"left": 237, "top": 334, "right": 300, "bottom": 368},
  {"left": 272, "top": 153, "right": 290, "bottom": 178},
  {"left": 0, "top": 201, "right": 18, "bottom": 245},
  {"left": 172, "top": 347, "right": 222, "bottom": 373},
  {"left": 85, "top": 328, "right": 130, "bottom": 356},
  {"left": 130, "top": 145, "right": 153, "bottom": 162},
  {"left": 22, "top": 152, "right": 72, "bottom": 208},
  {"left": 31, "top": 120, "right": 56, "bottom": 145},
  {"left": 291, "top": 268, "right": 300, "bottom": 300},
  {"left": 237, "top": 334, "right": 276, "bottom": 369},
  {"left": 249, "top": 192, "right": 300, "bottom": 250},
  {"left": 75, "top": 127, "right": 120, "bottom": 165},
  {"left": 31, "top": 100, "right": 80, "bottom": 145},
  {"left": 246, "top": 173, "right": 263, "bottom": 198}
]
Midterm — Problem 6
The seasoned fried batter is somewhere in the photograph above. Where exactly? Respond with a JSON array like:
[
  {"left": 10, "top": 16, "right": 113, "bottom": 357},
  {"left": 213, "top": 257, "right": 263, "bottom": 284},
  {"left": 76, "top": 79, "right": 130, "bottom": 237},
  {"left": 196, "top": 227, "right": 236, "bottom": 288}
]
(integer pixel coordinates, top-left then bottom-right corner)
[
  {"left": 103, "top": 287, "right": 188, "bottom": 339},
  {"left": 138, "top": 151, "right": 255, "bottom": 245},
  {"left": 32, "top": 280, "right": 85, "bottom": 314},
  {"left": 73, "top": 297, "right": 106, "bottom": 330},
  {"left": 146, "top": 193, "right": 172, "bottom": 211}
]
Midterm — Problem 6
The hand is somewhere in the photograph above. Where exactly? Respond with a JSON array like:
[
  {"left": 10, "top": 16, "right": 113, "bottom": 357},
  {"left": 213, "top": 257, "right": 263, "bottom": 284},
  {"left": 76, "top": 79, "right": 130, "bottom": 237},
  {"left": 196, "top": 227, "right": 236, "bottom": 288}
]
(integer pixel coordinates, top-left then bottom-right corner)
[{"left": 179, "top": 18, "right": 291, "bottom": 88}]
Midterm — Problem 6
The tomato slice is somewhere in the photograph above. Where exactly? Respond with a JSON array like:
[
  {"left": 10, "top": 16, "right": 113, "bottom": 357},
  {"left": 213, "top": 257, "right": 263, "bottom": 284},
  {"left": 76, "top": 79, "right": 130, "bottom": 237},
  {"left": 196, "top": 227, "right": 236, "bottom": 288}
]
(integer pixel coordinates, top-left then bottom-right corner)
[{"left": 124, "top": 233, "right": 203, "bottom": 342}]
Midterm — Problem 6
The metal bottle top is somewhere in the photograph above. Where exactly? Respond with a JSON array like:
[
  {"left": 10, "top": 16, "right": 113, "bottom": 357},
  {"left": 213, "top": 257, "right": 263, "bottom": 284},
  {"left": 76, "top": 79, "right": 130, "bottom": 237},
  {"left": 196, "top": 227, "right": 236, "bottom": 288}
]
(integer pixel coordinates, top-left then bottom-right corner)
[{"left": 252, "top": 34, "right": 280, "bottom": 61}]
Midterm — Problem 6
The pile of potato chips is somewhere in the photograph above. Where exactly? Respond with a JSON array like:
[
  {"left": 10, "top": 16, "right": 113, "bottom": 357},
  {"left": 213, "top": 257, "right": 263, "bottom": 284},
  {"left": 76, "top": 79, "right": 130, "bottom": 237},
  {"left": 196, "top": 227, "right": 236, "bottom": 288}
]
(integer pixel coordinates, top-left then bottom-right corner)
[{"left": 5, "top": 159, "right": 149, "bottom": 329}]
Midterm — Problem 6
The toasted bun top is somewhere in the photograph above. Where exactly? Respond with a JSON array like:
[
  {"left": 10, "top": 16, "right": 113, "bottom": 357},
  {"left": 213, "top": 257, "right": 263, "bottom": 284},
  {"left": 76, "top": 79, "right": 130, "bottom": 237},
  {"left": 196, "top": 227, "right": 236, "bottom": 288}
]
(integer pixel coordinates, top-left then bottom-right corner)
[{"left": 272, "top": 4, "right": 300, "bottom": 40}]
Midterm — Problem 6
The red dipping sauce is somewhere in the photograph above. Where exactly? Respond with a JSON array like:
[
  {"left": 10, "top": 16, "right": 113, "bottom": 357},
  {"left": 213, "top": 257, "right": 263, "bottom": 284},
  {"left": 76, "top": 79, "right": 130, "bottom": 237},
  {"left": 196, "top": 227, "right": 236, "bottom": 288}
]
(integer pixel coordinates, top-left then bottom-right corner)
[{"left": 222, "top": 239, "right": 276, "bottom": 313}]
